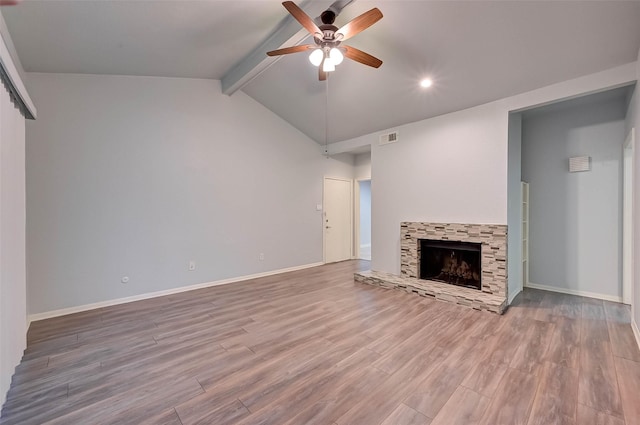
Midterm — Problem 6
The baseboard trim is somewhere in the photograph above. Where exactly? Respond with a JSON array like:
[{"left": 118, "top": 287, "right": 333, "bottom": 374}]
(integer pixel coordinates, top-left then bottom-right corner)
[
  {"left": 525, "top": 282, "right": 623, "bottom": 303},
  {"left": 508, "top": 287, "right": 522, "bottom": 305},
  {"left": 28, "top": 262, "right": 324, "bottom": 323},
  {"left": 632, "top": 319, "right": 640, "bottom": 352}
]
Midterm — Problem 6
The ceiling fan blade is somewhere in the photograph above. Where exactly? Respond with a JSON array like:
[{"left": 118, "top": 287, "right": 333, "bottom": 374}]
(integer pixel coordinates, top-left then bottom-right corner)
[
  {"left": 336, "top": 8, "right": 382, "bottom": 41},
  {"left": 267, "top": 45, "right": 314, "bottom": 56},
  {"left": 318, "top": 58, "right": 327, "bottom": 81},
  {"left": 343, "top": 45, "right": 383, "bottom": 68},
  {"left": 319, "top": 64, "right": 327, "bottom": 81},
  {"left": 282, "top": 1, "right": 322, "bottom": 37}
]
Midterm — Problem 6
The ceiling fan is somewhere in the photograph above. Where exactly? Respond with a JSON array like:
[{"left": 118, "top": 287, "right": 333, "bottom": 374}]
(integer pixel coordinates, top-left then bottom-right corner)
[{"left": 267, "top": 1, "right": 383, "bottom": 81}]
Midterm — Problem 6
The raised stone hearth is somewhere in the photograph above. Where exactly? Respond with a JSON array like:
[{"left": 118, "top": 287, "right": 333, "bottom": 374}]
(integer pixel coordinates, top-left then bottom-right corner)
[
  {"left": 355, "top": 222, "right": 508, "bottom": 314},
  {"left": 355, "top": 270, "right": 506, "bottom": 313}
]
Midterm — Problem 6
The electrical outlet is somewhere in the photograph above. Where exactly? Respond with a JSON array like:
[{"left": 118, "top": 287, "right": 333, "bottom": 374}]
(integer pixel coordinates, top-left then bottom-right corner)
[
  {"left": 188, "top": 261, "right": 196, "bottom": 271},
  {"left": 121, "top": 276, "right": 129, "bottom": 284},
  {"left": 259, "top": 253, "right": 265, "bottom": 261}
]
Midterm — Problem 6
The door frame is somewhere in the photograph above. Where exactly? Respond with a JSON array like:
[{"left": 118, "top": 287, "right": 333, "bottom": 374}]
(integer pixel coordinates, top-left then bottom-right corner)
[
  {"left": 623, "top": 128, "right": 635, "bottom": 306},
  {"left": 323, "top": 177, "right": 354, "bottom": 264},
  {"left": 521, "top": 181, "right": 530, "bottom": 289}
]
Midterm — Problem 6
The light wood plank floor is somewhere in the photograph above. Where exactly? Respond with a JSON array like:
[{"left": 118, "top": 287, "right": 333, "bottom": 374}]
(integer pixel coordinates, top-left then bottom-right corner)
[{"left": 2, "top": 260, "right": 639, "bottom": 425}]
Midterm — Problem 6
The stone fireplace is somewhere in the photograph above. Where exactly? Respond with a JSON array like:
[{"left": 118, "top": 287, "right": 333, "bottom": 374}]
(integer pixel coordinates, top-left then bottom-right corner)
[{"left": 355, "top": 222, "right": 508, "bottom": 314}]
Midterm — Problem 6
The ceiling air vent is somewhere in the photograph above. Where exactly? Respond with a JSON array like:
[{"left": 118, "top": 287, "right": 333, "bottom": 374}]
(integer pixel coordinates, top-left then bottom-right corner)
[{"left": 379, "top": 131, "right": 398, "bottom": 146}]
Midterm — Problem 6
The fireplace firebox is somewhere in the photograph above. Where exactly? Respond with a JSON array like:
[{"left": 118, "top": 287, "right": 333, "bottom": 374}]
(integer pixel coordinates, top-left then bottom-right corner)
[{"left": 419, "top": 239, "right": 481, "bottom": 290}]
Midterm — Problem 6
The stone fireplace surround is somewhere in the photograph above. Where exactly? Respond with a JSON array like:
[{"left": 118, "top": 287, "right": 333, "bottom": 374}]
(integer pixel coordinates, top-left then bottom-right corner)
[{"left": 355, "top": 222, "right": 508, "bottom": 314}]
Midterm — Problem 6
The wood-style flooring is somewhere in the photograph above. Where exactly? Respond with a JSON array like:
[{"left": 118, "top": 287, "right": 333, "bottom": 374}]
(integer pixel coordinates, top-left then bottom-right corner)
[{"left": 2, "top": 260, "right": 640, "bottom": 425}]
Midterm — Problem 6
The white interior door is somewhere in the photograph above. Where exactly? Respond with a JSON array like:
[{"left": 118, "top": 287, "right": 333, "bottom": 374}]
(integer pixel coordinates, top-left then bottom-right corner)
[{"left": 324, "top": 177, "right": 352, "bottom": 263}]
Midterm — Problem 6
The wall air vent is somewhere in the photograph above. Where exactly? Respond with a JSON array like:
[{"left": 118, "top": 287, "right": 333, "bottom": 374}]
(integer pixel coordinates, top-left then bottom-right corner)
[
  {"left": 569, "top": 156, "right": 591, "bottom": 172},
  {"left": 379, "top": 131, "right": 398, "bottom": 146}
]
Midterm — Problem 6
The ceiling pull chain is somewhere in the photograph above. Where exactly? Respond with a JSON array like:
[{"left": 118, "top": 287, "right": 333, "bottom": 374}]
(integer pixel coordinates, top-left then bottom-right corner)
[{"left": 324, "top": 75, "right": 329, "bottom": 158}]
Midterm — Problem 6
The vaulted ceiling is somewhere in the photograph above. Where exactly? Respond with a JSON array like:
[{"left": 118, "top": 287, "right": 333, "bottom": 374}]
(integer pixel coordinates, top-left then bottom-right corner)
[{"left": 4, "top": 1, "right": 640, "bottom": 144}]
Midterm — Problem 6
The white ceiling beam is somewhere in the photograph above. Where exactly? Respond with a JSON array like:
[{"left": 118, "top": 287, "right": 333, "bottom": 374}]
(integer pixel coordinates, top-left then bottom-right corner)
[{"left": 221, "top": 0, "right": 354, "bottom": 96}]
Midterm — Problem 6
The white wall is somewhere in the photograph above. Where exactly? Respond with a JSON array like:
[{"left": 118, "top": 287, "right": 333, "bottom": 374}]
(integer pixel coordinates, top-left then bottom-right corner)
[
  {"left": 0, "top": 12, "right": 28, "bottom": 406},
  {"left": 354, "top": 152, "right": 371, "bottom": 180},
  {"left": 522, "top": 96, "right": 627, "bottom": 299},
  {"left": 330, "top": 62, "right": 636, "bottom": 298},
  {"left": 0, "top": 80, "right": 27, "bottom": 409},
  {"left": 369, "top": 102, "right": 509, "bottom": 274},
  {"left": 507, "top": 113, "right": 523, "bottom": 303},
  {"left": 25, "top": 73, "right": 354, "bottom": 315}
]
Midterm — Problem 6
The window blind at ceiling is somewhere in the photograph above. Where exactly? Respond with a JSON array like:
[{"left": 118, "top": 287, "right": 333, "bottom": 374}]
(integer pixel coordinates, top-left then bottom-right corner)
[{"left": 0, "top": 64, "right": 31, "bottom": 119}]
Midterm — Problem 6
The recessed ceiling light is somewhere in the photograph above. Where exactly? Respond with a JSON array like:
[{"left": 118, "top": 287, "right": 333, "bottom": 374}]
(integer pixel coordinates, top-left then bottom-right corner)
[{"left": 420, "top": 78, "right": 433, "bottom": 88}]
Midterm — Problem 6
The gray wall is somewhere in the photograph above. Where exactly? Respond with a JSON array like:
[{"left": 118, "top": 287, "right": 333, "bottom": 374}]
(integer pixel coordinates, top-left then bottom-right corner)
[
  {"left": 522, "top": 95, "right": 627, "bottom": 299},
  {"left": 25, "top": 73, "right": 355, "bottom": 315},
  {"left": 359, "top": 180, "right": 371, "bottom": 247}
]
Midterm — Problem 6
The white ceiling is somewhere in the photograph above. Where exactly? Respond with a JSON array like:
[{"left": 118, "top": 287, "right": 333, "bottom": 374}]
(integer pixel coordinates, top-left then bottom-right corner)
[
  {"left": 2, "top": 0, "right": 287, "bottom": 79},
  {"left": 4, "top": 1, "right": 640, "bottom": 144}
]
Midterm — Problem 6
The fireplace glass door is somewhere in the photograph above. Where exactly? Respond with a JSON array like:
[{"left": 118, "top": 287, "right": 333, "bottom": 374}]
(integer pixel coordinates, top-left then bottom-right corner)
[{"left": 419, "top": 239, "right": 481, "bottom": 290}]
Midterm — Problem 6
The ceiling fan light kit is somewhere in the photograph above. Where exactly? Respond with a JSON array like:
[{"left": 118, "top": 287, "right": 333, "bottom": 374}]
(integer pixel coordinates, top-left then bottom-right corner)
[
  {"left": 309, "top": 47, "right": 344, "bottom": 70},
  {"left": 329, "top": 48, "right": 344, "bottom": 65},
  {"left": 267, "top": 1, "right": 383, "bottom": 81},
  {"left": 309, "top": 48, "right": 324, "bottom": 66},
  {"left": 322, "top": 58, "right": 336, "bottom": 72}
]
